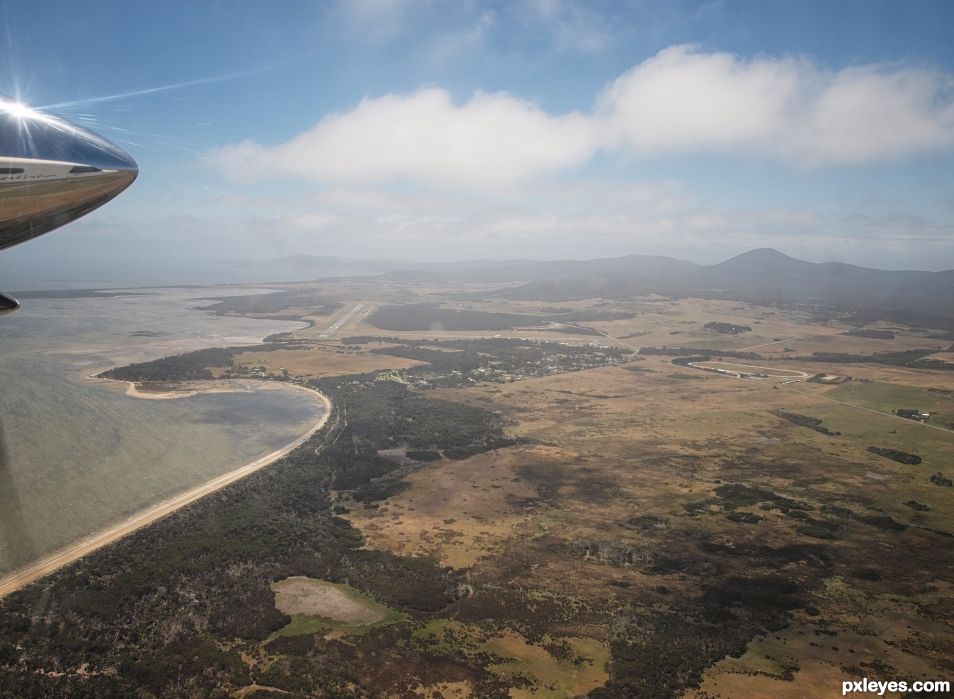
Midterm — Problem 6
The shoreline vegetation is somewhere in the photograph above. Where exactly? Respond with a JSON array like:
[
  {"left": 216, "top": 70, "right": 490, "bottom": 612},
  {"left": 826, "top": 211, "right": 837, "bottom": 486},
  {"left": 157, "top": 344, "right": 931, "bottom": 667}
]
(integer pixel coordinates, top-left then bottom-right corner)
[
  {"left": 0, "top": 378, "right": 332, "bottom": 598},
  {"left": 0, "top": 327, "right": 569, "bottom": 695},
  {"left": 0, "top": 340, "right": 516, "bottom": 696},
  {"left": 4, "top": 287, "right": 954, "bottom": 696}
]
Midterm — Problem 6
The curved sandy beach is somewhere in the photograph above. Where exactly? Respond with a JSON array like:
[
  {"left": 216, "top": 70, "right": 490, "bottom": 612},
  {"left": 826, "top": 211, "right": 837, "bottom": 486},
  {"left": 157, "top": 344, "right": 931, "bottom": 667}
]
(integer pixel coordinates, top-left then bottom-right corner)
[
  {"left": 87, "top": 371, "right": 268, "bottom": 401},
  {"left": 118, "top": 377, "right": 278, "bottom": 400},
  {"left": 0, "top": 385, "right": 332, "bottom": 599}
]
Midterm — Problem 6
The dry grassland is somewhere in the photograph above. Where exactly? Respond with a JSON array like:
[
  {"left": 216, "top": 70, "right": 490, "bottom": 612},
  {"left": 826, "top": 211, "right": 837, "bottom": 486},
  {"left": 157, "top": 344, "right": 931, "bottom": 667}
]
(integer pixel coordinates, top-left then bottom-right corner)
[
  {"left": 336, "top": 296, "right": 954, "bottom": 696},
  {"left": 346, "top": 445, "right": 554, "bottom": 568},
  {"left": 224, "top": 284, "right": 954, "bottom": 695}
]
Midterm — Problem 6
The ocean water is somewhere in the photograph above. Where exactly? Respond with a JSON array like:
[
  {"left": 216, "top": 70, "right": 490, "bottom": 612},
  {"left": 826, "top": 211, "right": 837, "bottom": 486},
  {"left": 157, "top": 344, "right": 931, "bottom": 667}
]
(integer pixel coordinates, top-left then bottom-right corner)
[{"left": 0, "top": 288, "right": 325, "bottom": 575}]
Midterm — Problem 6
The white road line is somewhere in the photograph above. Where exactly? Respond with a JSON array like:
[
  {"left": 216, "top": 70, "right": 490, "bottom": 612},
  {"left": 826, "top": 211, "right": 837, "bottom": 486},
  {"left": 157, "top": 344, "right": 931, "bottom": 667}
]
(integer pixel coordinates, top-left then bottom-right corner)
[{"left": 318, "top": 303, "right": 366, "bottom": 339}]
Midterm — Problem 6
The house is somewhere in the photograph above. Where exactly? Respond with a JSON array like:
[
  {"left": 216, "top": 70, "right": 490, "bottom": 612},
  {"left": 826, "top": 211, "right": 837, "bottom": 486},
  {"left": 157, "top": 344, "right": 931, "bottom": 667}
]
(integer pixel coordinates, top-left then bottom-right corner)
[{"left": 896, "top": 408, "right": 931, "bottom": 422}]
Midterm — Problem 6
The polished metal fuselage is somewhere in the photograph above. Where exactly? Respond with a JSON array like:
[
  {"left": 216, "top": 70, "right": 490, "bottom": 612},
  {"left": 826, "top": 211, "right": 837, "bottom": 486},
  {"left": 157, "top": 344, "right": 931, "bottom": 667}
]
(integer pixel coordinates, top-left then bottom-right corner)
[
  {"left": 0, "top": 101, "right": 138, "bottom": 313},
  {"left": 0, "top": 157, "right": 137, "bottom": 250},
  {"left": 0, "top": 102, "right": 138, "bottom": 252}
]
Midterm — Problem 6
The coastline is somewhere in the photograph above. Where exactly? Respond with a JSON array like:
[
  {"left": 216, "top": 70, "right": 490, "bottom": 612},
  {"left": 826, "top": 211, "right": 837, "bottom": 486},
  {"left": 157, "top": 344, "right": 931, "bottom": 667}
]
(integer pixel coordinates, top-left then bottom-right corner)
[
  {"left": 0, "top": 384, "right": 332, "bottom": 599},
  {"left": 89, "top": 374, "right": 285, "bottom": 401}
]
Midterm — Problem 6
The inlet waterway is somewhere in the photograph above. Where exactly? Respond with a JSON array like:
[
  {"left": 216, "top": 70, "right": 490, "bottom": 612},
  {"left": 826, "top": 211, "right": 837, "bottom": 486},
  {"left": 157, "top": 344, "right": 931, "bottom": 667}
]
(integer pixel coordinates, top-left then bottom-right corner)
[{"left": 0, "top": 287, "right": 325, "bottom": 576}]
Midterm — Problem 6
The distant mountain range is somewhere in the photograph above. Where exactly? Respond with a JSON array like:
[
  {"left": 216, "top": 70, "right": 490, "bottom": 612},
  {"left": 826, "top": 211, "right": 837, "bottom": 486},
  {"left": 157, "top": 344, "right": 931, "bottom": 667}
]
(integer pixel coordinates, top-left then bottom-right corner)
[
  {"left": 271, "top": 249, "right": 954, "bottom": 328},
  {"left": 258, "top": 254, "right": 538, "bottom": 276},
  {"left": 492, "top": 249, "right": 954, "bottom": 328}
]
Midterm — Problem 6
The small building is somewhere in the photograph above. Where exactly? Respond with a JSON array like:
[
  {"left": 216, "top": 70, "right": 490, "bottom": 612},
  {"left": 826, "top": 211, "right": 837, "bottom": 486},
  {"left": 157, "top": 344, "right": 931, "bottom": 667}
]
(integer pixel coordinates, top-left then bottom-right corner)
[{"left": 896, "top": 408, "right": 931, "bottom": 422}]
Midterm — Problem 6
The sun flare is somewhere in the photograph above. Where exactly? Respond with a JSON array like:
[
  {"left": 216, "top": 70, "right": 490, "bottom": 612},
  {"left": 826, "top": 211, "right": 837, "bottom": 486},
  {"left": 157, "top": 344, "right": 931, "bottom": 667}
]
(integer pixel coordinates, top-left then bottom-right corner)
[{"left": 0, "top": 99, "right": 37, "bottom": 119}]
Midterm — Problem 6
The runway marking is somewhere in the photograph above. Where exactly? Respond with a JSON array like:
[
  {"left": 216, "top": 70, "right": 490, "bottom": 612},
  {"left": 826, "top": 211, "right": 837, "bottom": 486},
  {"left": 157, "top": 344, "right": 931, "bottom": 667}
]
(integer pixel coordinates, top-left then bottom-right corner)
[{"left": 318, "top": 303, "right": 367, "bottom": 339}]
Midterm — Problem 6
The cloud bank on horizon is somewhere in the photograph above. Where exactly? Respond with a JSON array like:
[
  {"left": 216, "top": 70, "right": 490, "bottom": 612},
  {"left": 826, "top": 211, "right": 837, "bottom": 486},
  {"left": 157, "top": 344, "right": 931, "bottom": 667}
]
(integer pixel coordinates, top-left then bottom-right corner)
[
  {"left": 2, "top": 0, "right": 954, "bottom": 283},
  {"left": 213, "top": 45, "right": 954, "bottom": 190}
]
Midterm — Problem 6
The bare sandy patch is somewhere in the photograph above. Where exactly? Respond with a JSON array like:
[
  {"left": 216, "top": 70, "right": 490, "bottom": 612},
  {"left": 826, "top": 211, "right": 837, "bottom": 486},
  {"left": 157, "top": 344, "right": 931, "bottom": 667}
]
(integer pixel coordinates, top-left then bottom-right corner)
[
  {"left": 125, "top": 379, "right": 256, "bottom": 400},
  {"left": 91, "top": 375, "right": 276, "bottom": 401},
  {"left": 271, "top": 577, "right": 386, "bottom": 625}
]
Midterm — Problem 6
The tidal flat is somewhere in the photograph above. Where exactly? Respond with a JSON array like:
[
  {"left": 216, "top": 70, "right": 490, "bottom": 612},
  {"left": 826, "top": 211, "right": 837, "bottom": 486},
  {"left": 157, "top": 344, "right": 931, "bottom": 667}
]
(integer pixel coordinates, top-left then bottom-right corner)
[{"left": 0, "top": 287, "right": 325, "bottom": 575}]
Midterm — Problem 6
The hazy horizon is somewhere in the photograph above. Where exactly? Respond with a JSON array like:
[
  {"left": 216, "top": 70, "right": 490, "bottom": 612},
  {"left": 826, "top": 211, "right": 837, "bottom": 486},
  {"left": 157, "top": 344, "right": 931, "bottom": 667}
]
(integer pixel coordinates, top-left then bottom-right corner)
[
  {"left": 5, "top": 244, "right": 954, "bottom": 293},
  {"left": 4, "top": 4, "right": 954, "bottom": 696},
  {"left": 1, "top": 0, "right": 953, "bottom": 287}
]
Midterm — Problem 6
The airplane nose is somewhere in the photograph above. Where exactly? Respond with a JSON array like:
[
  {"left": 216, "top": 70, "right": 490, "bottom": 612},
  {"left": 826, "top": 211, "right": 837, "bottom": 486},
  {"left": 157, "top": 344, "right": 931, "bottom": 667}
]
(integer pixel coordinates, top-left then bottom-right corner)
[
  {"left": 0, "top": 102, "right": 139, "bottom": 250},
  {"left": 0, "top": 167, "right": 138, "bottom": 250},
  {"left": 0, "top": 101, "right": 139, "bottom": 173},
  {"left": 109, "top": 145, "right": 138, "bottom": 174},
  {"left": 86, "top": 136, "right": 138, "bottom": 175}
]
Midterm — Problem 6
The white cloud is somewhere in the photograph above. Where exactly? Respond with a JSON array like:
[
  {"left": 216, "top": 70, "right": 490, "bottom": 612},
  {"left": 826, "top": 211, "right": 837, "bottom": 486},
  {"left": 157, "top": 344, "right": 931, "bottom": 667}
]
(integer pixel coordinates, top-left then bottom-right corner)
[
  {"left": 599, "top": 46, "right": 954, "bottom": 165},
  {"left": 790, "top": 66, "right": 954, "bottom": 165},
  {"left": 214, "top": 88, "right": 596, "bottom": 190},
  {"left": 597, "top": 46, "right": 805, "bottom": 153},
  {"left": 211, "top": 46, "right": 954, "bottom": 190}
]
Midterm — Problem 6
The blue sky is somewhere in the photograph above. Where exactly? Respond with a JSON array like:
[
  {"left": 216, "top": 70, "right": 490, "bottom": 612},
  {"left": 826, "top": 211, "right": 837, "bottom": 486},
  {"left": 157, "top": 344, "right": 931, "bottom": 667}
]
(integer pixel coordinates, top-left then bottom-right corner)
[{"left": 2, "top": 0, "right": 954, "bottom": 286}]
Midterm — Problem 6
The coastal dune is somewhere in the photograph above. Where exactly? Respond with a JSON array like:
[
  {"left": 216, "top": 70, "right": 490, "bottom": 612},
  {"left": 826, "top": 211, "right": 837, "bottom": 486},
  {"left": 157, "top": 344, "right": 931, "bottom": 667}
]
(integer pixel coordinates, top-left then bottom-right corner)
[{"left": 0, "top": 386, "right": 332, "bottom": 598}]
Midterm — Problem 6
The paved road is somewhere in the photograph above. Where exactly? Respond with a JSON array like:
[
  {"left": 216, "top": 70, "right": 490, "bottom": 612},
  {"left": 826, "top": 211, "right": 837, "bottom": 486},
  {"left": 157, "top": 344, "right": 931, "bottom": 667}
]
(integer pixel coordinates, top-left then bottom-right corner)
[{"left": 318, "top": 303, "right": 368, "bottom": 339}]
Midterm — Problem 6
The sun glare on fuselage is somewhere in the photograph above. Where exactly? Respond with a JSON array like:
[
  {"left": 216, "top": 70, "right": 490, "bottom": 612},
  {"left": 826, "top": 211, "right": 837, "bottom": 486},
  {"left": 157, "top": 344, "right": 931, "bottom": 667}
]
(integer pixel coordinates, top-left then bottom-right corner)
[{"left": 0, "top": 100, "right": 38, "bottom": 120}]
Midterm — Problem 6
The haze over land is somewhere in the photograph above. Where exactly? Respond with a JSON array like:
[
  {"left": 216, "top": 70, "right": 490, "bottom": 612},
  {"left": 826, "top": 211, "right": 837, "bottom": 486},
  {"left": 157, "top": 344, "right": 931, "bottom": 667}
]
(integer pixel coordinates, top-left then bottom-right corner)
[
  {"left": 1, "top": 1, "right": 954, "bottom": 285},
  {"left": 3, "top": 265, "right": 954, "bottom": 696},
  {"left": 2, "top": 2, "right": 954, "bottom": 697}
]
